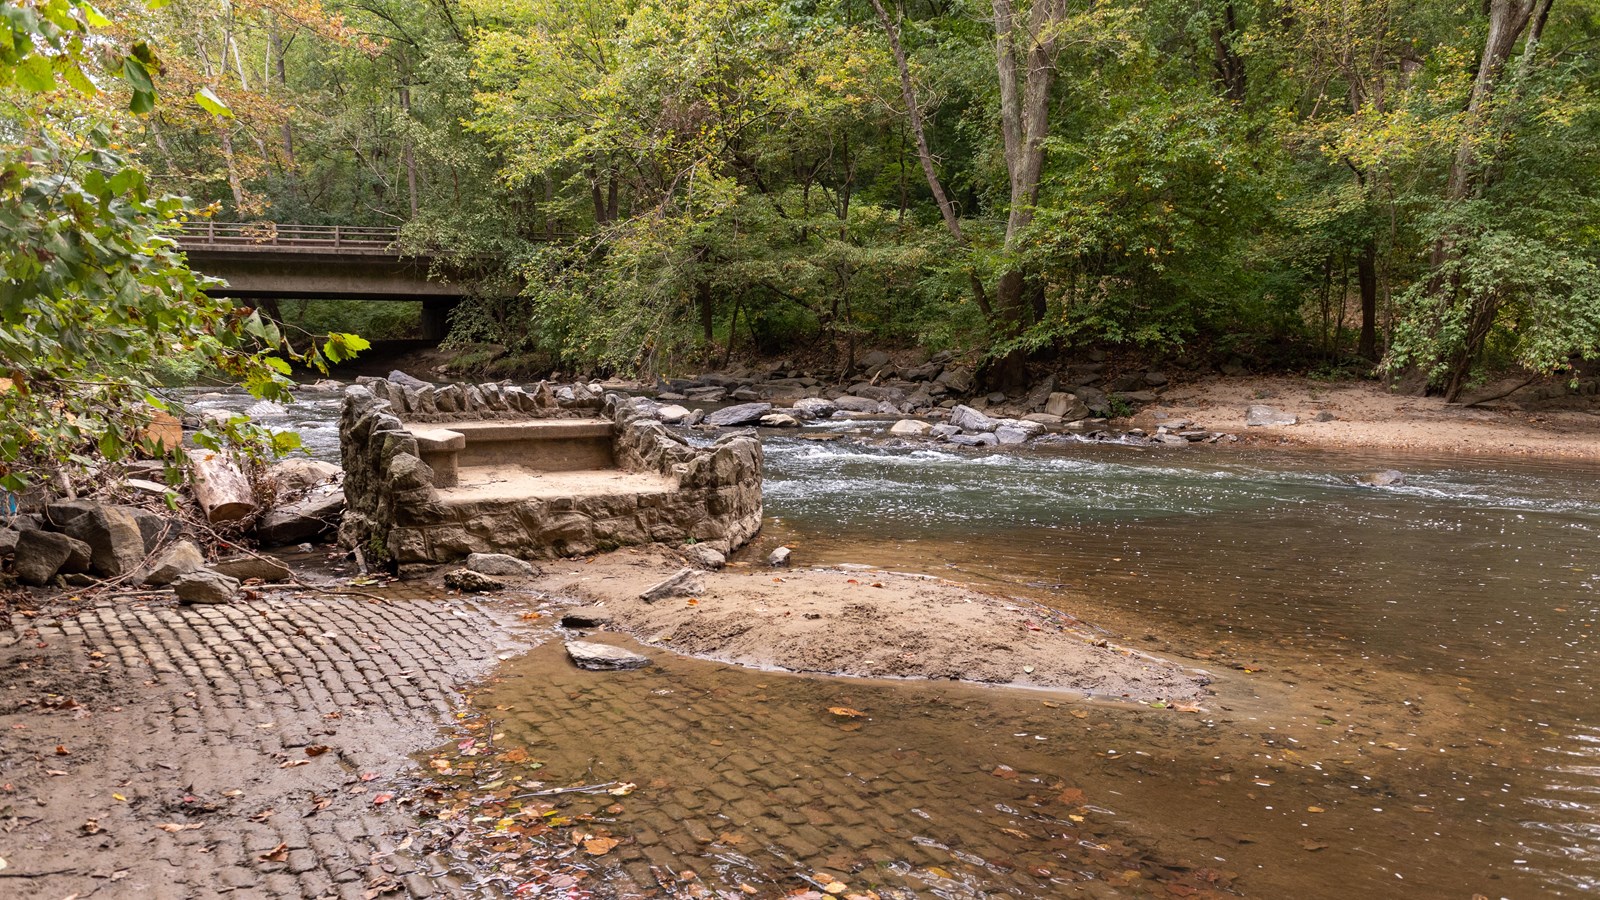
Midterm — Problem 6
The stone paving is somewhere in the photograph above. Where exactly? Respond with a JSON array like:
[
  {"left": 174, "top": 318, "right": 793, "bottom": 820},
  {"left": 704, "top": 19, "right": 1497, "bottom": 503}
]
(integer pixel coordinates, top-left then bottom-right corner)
[{"left": 0, "top": 585, "right": 529, "bottom": 899}]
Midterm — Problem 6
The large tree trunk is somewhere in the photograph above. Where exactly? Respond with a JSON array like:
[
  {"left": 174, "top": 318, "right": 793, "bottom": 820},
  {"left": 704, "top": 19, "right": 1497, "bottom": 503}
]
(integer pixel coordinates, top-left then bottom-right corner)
[{"left": 988, "top": 0, "right": 1067, "bottom": 390}]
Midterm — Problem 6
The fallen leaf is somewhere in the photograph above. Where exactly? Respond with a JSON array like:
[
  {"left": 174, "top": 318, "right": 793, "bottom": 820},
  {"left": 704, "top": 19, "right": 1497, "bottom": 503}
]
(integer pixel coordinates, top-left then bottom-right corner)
[
  {"left": 371, "top": 793, "right": 394, "bottom": 806},
  {"left": 608, "top": 782, "right": 636, "bottom": 796},
  {"left": 55, "top": 745, "right": 70, "bottom": 756},
  {"left": 1307, "top": 806, "right": 1325, "bottom": 814},
  {"left": 1300, "top": 840, "right": 1328, "bottom": 852},
  {"left": 1057, "top": 788, "right": 1086, "bottom": 804},
  {"left": 991, "top": 765, "right": 1019, "bottom": 779},
  {"left": 81, "top": 818, "right": 101, "bottom": 835},
  {"left": 280, "top": 759, "right": 310, "bottom": 769},
  {"left": 157, "top": 822, "right": 203, "bottom": 832},
  {"left": 259, "top": 842, "right": 289, "bottom": 863},
  {"left": 112, "top": 793, "right": 127, "bottom": 802},
  {"left": 305, "top": 745, "right": 332, "bottom": 757},
  {"left": 827, "top": 706, "right": 866, "bottom": 718},
  {"left": 583, "top": 836, "right": 620, "bottom": 856}
]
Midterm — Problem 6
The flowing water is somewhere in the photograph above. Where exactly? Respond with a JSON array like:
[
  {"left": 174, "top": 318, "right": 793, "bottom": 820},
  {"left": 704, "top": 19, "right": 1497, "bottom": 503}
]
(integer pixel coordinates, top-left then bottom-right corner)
[{"left": 212, "top": 387, "right": 1600, "bottom": 896}]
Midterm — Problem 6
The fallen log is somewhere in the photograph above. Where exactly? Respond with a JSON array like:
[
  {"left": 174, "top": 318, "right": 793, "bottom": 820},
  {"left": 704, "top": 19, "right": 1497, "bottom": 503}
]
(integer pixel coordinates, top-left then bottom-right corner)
[{"left": 190, "top": 451, "right": 257, "bottom": 523}]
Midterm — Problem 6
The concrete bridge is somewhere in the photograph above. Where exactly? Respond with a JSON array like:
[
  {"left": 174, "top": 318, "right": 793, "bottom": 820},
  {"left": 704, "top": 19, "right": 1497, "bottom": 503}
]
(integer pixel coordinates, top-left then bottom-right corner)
[{"left": 175, "top": 221, "right": 466, "bottom": 339}]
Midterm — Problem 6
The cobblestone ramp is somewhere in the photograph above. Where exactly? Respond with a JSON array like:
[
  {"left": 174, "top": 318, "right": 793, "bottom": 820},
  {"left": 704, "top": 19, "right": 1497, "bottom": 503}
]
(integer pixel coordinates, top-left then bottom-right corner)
[{"left": 0, "top": 590, "right": 529, "bottom": 899}]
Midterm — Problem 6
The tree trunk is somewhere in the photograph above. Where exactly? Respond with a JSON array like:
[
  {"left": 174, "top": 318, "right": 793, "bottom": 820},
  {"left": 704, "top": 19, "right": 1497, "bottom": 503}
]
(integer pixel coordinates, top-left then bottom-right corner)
[
  {"left": 190, "top": 452, "right": 256, "bottom": 524},
  {"left": 1357, "top": 241, "right": 1378, "bottom": 360}
]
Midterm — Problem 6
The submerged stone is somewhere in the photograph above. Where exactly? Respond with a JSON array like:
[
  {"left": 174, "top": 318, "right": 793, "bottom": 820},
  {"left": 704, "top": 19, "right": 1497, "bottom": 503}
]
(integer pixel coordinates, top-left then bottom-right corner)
[{"left": 566, "top": 640, "right": 651, "bottom": 670}]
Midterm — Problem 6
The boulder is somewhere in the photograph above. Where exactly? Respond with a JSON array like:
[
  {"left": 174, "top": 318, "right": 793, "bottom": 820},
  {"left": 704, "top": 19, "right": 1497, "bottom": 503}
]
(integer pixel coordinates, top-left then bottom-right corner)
[
  {"left": 1022, "top": 413, "right": 1064, "bottom": 427},
  {"left": 1145, "top": 371, "right": 1169, "bottom": 386},
  {"left": 948, "top": 404, "right": 998, "bottom": 433},
  {"left": 1075, "top": 386, "right": 1111, "bottom": 416},
  {"left": 656, "top": 404, "right": 693, "bottom": 424},
  {"left": 936, "top": 366, "right": 974, "bottom": 393},
  {"left": 889, "top": 419, "right": 932, "bottom": 437},
  {"left": 269, "top": 458, "right": 342, "bottom": 493},
  {"left": 145, "top": 540, "right": 204, "bottom": 586},
  {"left": 61, "top": 505, "right": 146, "bottom": 577},
  {"left": 1357, "top": 470, "right": 1406, "bottom": 487},
  {"left": 994, "top": 425, "right": 1033, "bottom": 445},
  {"left": 388, "top": 369, "right": 430, "bottom": 388},
  {"left": 560, "top": 607, "right": 614, "bottom": 629},
  {"left": 1044, "top": 392, "right": 1089, "bottom": 420},
  {"left": 832, "top": 396, "right": 880, "bottom": 413},
  {"left": 42, "top": 498, "right": 100, "bottom": 529},
  {"left": 13, "top": 530, "right": 91, "bottom": 586},
  {"left": 565, "top": 640, "right": 652, "bottom": 671},
  {"left": 257, "top": 491, "right": 346, "bottom": 546},
  {"left": 858, "top": 350, "right": 893, "bottom": 370},
  {"left": 640, "top": 567, "right": 704, "bottom": 602},
  {"left": 125, "top": 507, "right": 170, "bottom": 553},
  {"left": 445, "top": 569, "right": 504, "bottom": 592},
  {"left": 759, "top": 413, "right": 801, "bottom": 428},
  {"left": 768, "top": 546, "right": 791, "bottom": 567},
  {"left": 172, "top": 570, "right": 240, "bottom": 604},
  {"left": 467, "top": 552, "right": 536, "bottom": 577},
  {"left": 1245, "top": 404, "right": 1297, "bottom": 427},
  {"left": 792, "top": 397, "right": 837, "bottom": 418},
  {"left": 1024, "top": 376, "right": 1057, "bottom": 411},
  {"left": 683, "top": 544, "right": 726, "bottom": 570},
  {"left": 211, "top": 555, "right": 293, "bottom": 583},
  {"left": 929, "top": 423, "right": 963, "bottom": 440},
  {"left": 949, "top": 432, "right": 999, "bottom": 447},
  {"left": 995, "top": 418, "right": 1046, "bottom": 437},
  {"left": 703, "top": 402, "right": 773, "bottom": 427}
]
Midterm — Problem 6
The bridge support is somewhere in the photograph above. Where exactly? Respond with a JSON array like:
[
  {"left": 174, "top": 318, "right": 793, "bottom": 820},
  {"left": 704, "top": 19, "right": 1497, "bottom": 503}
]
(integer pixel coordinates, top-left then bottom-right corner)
[{"left": 421, "top": 298, "right": 458, "bottom": 342}]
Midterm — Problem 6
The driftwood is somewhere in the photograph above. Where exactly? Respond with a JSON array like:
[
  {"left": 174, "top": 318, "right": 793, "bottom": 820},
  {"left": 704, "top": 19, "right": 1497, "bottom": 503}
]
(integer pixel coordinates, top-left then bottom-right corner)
[{"left": 189, "top": 452, "right": 257, "bottom": 523}]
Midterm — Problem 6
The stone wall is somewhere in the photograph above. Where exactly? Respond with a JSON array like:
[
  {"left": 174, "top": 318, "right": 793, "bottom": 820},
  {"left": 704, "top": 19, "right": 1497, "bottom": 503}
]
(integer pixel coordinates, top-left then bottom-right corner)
[
  {"left": 358, "top": 374, "right": 604, "bottom": 424},
  {"left": 339, "top": 380, "right": 762, "bottom": 565}
]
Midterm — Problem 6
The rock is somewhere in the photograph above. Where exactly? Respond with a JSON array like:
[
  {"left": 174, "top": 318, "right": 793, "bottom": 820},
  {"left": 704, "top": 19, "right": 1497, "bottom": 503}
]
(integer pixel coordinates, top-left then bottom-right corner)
[
  {"left": 125, "top": 507, "right": 169, "bottom": 553},
  {"left": 949, "top": 432, "right": 999, "bottom": 447},
  {"left": 858, "top": 350, "right": 892, "bottom": 372},
  {"left": 683, "top": 544, "right": 726, "bottom": 570},
  {"left": 42, "top": 498, "right": 100, "bottom": 529},
  {"left": 1245, "top": 404, "right": 1297, "bottom": 427},
  {"left": 994, "top": 425, "right": 1032, "bottom": 445},
  {"left": 1112, "top": 390, "right": 1158, "bottom": 404},
  {"left": 1314, "top": 411, "right": 1336, "bottom": 422},
  {"left": 561, "top": 607, "right": 614, "bottom": 629},
  {"left": 269, "top": 458, "right": 342, "bottom": 493},
  {"left": 388, "top": 369, "right": 430, "bottom": 388},
  {"left": 257, "top": 491, "right": 346, "bottom": 546},
  {"left": 703, "top": 402, "right": 773, "bottom": 427},
  {"left": 768, "top": 546, "right": 791, "bottom": 567},
  {"left": 656, "top": 404, "right": 693, "bottom": 424},
  {"left": 467, "top": 552, "right": 536, "bottom": 576},
  {"left": 1153, "top": 433, "right": 1188, "bottom": 445},
  {"left": 172, "top": 569, "right": 240, "bottom": 604},
  {"left": 929, "top": 423, "right": 963, "bottom": 440},
  {"left": 61, "top": 505, "right": 146, "bottom": 577},
  {"left": 995, "top": 418, "right": 1046, "bottom": 437},
  {"left": 145, "top": 540, "right": 204, "bottom": 585},
  {"left": 832, "top": 396, "right": 880, "bottom": 413},
  {"left": 889, "top": 419, "right": 932, "bottom": 437},
  {"left": 211, "top": 555, "right": 293, "bottom": 583},
  {"left": 1358, "top": 470, "right": 1406, "bottom": 487},
  {"left": 759, "top": 413, "right": 801, "bottom": 428},
  {"left": 61, "top": 573, "right": 97, "bottom": 587},
  {"left": 566, "top": 640, "right": 652, "bottom": 671},
  {"left": 792, "top": 397, "right": 838, "bottom": 418},
  {"left": 1044, "top": 392, "right": 1089, "bottom": 420},
  {"left": 1145, "top": 371, "right": 1169, "bottom": 386},
  {"left": 1075, "top": 386, "right": 1111, "bottom": 416},
  {"left": 13, "top": 530, "right": 91, "bottom": 586},
  {"left": 445, "top": 569, "right": 504, "bottom": 592},
  {"left": 1219, "top": 358, "right": 1247, "bottom": 377},
  {"left": 640, "top": 567, "right": 705, "bottom": 602},
  {"left": 0, "top": 527, "right": 18, "bottom": 556},
  {"left": 1024, "top": 376, "right": 1057, "bottom": 411},
  {"left": 948, "top": 404, "right": 998, "bottom": 433},
  {"left": 1021, "top": 413, "right": 1063, "bottom": 426},
  {"left": 903, "top": 361, "right": 943, "bottom": 381},
  {"left": 937, "top": 366, "right": 974, "bottom": 393}
]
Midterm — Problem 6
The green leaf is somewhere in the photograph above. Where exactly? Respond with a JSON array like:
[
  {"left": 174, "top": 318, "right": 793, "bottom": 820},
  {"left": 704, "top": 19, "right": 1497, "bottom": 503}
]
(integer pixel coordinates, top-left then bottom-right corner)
[
  {"left": 263, "top": 356, "right": 292, "bottom": 376},
  {"left": 129, "top": 89, "right": 155, "bottom": 114},
  {"left": 194, "top": 86, "right": 232, "bottom": 118},
  {"left": 16, "top": 54, "right": 54, "bottom": 92},
  {"left": 122, "top": 57, "right": 154, "bottom": 94}
]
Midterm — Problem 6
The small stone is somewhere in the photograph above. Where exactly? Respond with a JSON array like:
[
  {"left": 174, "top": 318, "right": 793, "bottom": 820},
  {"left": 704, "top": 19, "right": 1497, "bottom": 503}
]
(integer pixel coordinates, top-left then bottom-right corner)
[
  {"left": 1357, "top": 470, "right": 1406, "bottom": 487},
  {"left": 172, "top": 569, "right": 241, "bottom": 604},
  {"left": 889, "top": 419, "right": 932, "bottom": 437},
  {"left": 640, "top": 567, "right": 705, "bottom": 602},
  {"left": 792, "top": 397, "right": 838, "bottom": 418},
  {"left": 768, "top": 546, "right": 792, "bottom": 567},
  {"left": 561, "top": 607, "right": 615, "bottom": 629},
  {"left": 467, "top": 552, "right": 536, "bottom": 577},
  {"left": 759, "top": 413, "right": 801, "bottom": 428},
  {"left": 656, "top": 404, "right": 693, "bottom": 424},
  {"left": 146, "top": 540, "right": 204, "bottom": 585},
  {"left": 566, "top": 640, "right": 651, "bottom": 671},
  {"left": 444, "top": 569, "right": 504, "bottom": 592}
]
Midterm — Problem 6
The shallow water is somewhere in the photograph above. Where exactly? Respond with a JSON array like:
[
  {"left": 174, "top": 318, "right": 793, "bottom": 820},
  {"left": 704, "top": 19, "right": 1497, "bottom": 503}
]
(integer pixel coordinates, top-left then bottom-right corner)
[{"left": 220, "top": 386, "right": 1600, "bottom": 896}]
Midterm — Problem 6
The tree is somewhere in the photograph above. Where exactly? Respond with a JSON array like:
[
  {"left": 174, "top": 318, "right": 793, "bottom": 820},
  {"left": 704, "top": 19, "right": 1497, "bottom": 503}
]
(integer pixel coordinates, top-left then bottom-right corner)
[{"left": 0, "top": 0, "right": 367, "bottom": 493}]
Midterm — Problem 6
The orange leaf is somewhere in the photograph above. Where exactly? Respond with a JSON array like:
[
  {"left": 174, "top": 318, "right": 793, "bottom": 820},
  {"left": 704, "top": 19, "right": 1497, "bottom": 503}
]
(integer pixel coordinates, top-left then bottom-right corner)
[{"left": 583, "top": 836, "right": 620, "bottom": 856}]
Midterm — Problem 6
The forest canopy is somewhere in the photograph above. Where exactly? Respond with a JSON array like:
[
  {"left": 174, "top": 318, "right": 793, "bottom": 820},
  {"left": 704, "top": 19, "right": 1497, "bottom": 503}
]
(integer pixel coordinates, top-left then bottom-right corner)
[{"left": 20, "top": 0, "right": 1600, "bottom": 398}]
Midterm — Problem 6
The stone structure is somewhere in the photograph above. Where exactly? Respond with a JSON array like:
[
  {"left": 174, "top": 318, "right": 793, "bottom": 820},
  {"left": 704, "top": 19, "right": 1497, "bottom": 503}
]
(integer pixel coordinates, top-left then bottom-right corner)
[{"left": 339, "top": 377, "right": 762, "bottom": 564}]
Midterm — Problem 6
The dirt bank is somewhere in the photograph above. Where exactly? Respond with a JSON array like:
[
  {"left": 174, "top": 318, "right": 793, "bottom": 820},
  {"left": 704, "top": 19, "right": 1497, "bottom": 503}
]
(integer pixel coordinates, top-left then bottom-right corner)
[
  {"left": 521, "top": 547, "right": 1211, "bottom": 705},
  {"left": 1145, "top": 374, "right": 1600, "bottom": 459}
]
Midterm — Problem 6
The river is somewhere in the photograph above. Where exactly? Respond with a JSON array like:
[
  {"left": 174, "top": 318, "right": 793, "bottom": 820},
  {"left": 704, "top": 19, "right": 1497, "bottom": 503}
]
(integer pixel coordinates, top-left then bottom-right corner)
[{"left": 203, "top": 387, "right": 1600, "bottom": 897}]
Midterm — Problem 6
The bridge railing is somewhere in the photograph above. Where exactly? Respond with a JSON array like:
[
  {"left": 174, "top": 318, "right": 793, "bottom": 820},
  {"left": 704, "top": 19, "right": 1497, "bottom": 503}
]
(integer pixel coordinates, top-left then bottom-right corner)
[{"left": 176, "top": 221, "right": 401, "bottom": 252}]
